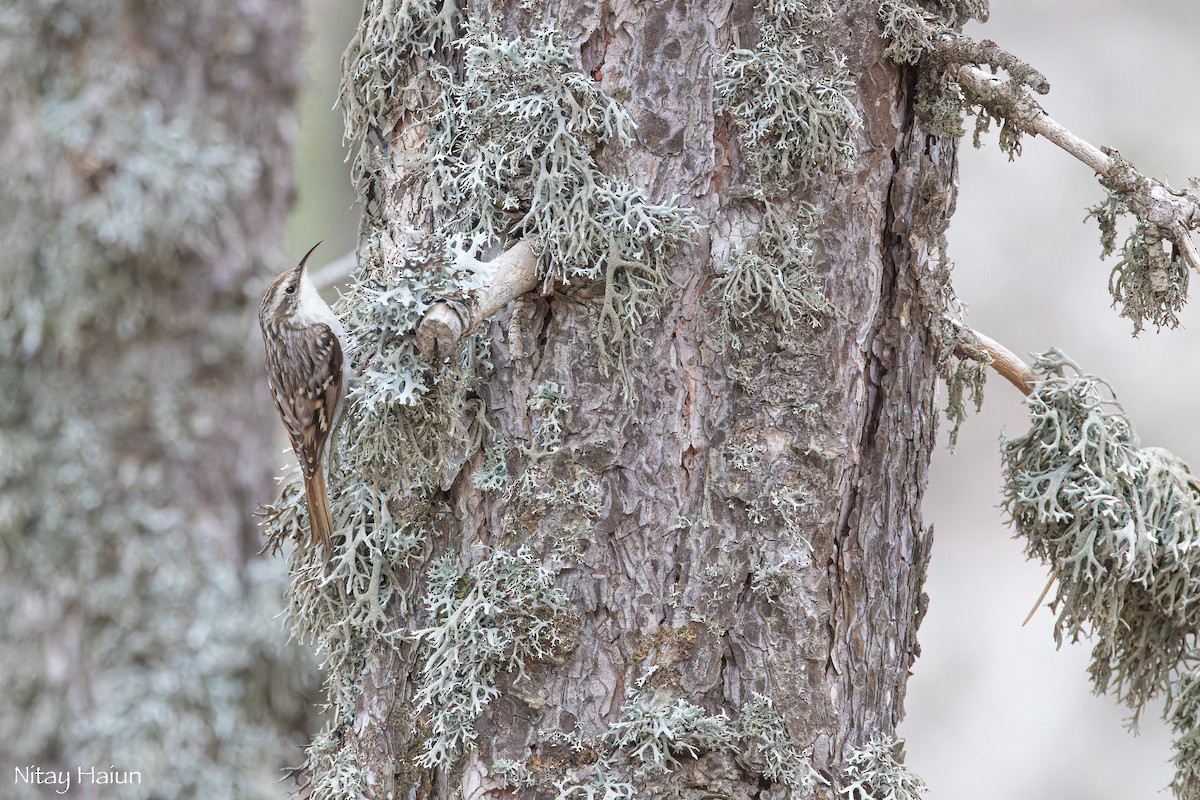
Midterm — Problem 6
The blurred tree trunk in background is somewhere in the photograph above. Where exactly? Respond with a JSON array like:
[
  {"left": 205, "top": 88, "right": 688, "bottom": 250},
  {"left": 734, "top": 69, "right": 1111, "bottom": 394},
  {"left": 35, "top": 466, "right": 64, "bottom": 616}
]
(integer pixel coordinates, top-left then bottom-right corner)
[
  {"left": 0, "top": 1, "right": 315, "bottom": 797},
  {"left": 298, "top": 0, "right": 967, "bottom": 797}
]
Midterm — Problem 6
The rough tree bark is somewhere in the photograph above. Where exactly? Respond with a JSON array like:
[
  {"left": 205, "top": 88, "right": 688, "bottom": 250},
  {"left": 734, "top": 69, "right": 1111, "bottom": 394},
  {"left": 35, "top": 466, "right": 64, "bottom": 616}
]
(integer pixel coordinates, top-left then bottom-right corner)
[
  {"left": 309, "top": 0, "right": 963, "bottom": 797},
  {"left": 0, "top": 1, "right": 314, "bottom": 797}
]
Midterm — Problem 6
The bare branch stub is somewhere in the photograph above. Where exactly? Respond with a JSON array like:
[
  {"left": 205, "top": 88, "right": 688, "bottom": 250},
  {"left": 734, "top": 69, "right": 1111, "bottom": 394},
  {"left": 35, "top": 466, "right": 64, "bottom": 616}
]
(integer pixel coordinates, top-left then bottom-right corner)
[
  {"left": 954, "top": 324, "right": 1036, "bottom": 396},
  {"left": 416, "top": 238, "right": 539, "bottom": 362}
]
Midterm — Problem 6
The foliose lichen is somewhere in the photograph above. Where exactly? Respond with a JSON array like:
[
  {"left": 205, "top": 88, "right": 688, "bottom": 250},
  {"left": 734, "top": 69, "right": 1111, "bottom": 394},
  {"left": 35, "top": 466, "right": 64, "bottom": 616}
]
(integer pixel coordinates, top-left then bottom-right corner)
[
  {"left": 1087, "top": 192, "right": 1189, "bottom": 335},
  {"left": 493, "top": 691, "right": 825, "bottom": 799},
  {"left": 1002, "top": 350, "right": 1200, "bottom": 721},
  {"left": 1172, "top": 671, "right": 1200, "bottom": 800},
  {"left": 840, "top": 735, "right": 926, "bottom": 800},
  {"left": 712, "top": 4, "right": 855, "bottom": 344},
  {"left": 936, "top": 318, "right": 988, "bottom": 451},
  {"left": 427, "top": 24, "right": 695, "bottom": 376},
  {"left": 602, "top": 693, "right": 738, "bottom": 774},
  {"left": 339, "top": 0, "right": 459, "bottom": 148},
  {"left": 256, "top": 228, "right": 495, "bottom": 795},
  {"left": 713, "top": 203, "right": 835, "bottom": 339},
  {"left": 342, "top": 8, "right": 698, "bottom": 384},
  {"left": 470, "top": 381, "right": 603, "bottom": 557},
  {"left": 717, "top": 6, "right": 861, "bottom": 196},
  {"left": 412, "top": 547, "right": 575, "bottom": 767},
  {"left": 739, "top": 693, "right": 827, "bottom": 791},
  {"left": 877, "top": 0, "right": 940, "bottom": 66},
  {"left": 877, "top": 1, "right": 1030, "bottom": 146}
]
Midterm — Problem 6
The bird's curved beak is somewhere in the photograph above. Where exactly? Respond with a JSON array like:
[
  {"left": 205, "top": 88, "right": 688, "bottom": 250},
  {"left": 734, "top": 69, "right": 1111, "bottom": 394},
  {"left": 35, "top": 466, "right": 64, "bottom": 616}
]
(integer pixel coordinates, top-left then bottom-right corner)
[{"left": 295, "top": 240, "right": 323, "bottom": 274}]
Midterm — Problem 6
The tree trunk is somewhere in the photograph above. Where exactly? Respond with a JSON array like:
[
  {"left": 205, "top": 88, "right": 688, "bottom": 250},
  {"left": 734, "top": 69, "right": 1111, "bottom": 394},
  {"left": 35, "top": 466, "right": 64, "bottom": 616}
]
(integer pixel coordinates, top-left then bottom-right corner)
[
  {"left": 0, "top": 1, "right": 313, "bottom": 797},
  {"left": 303, "top": 0, "right": 959, "bottom": 797}
]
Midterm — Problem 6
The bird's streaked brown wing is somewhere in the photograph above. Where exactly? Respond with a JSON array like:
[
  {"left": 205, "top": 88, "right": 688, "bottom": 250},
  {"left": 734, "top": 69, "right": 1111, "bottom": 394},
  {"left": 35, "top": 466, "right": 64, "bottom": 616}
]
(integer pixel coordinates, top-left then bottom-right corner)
[{"left": 265, "top": 323, "right": 344, "bottom": 478}]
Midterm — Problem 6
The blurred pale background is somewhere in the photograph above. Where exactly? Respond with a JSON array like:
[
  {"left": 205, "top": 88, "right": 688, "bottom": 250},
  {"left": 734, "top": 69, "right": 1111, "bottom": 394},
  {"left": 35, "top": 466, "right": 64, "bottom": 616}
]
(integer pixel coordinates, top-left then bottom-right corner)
[
  {"left": 908, "top": 2, "right": 1200, "bottom": 799},
  {"left": 288, "top": 2, "right": 1200, "bottom": 797}
]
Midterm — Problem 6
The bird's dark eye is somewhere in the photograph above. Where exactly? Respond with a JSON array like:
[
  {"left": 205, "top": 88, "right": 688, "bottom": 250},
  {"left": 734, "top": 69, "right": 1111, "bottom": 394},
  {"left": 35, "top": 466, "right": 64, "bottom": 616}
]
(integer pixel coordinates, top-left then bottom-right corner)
[{"left": 285, "top": 285, "right": 296, "bottom": 295}]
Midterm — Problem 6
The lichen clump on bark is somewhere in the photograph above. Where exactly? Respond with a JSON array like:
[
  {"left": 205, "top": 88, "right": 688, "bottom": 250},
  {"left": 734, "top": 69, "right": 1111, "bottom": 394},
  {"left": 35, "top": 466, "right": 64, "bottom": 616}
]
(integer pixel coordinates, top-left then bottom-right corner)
[
  {"left": 301, "top": 0, "right": 707, "bottom": 787},
  {"left": 712, "top": 3, "right": 858, "bottom": 344},
  {"left": 840, "top": 736, "right": 926, "bottom": 800},
  {"left": 1002, "top": 351, "right": 1200, "bottom": 797},
  {"left": 412, "top": 547, "right": 575, "bottom": 767},
  {"left": 877, "top": 0, "right": 1026, "bottom": 147},
  {"left": 339, "top": 0, "right": 458, "bottom": 147},
  {"left": 713, "top": 202, "right": 834, "bottom": 336},
  {"left": 342, "top": 8, "right": 696, "bottom": 377},
  {"left": 471, "top": 382, "right": 604, "bottom": 558},
  {"left": 717, "top": 2, "right": 861, "bottom": 195},
  {"left": 493, "top": 691, "right": 825, "bottom": 799},
  {"left": 428, "top": 24, "right": 694, "bottom": 373}
]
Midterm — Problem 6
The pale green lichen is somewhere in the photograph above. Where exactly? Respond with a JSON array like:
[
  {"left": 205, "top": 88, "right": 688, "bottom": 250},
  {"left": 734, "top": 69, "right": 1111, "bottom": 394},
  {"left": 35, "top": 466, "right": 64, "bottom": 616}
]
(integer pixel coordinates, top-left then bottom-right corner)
[
  {"left": 300, "top": 726, "right": 369, "bottom": 800},
  {"left": 538, "top": 693, "right": 736, "bottom": 799},
  {"left": 473, "top": 440, "right": 514, "bottom": 493},
  {"left": 878, "top": 2, "right": 1025, "bottom": 142},
  {"left": 602, "top": 694, "right": 738, "bottom": 774},
  {"left": 258, "top": 232, "right": 485, "bottom": 625},
  {"left": 878, "top": 0, "right": 969, "bottom": 139},
  {"left": 1087, "top": 193, "right": 1188, "bottom": 334},
  {"left": 516, "top": 463, "right": 604, "bottom": 516},
  {"left": 552, "top": 759, "right": 637, "bottom": 800},
  {"left": 840, "top": 736, "right": 926, "bottom": 800},
  {"left": 428, "top": 25, "right": 695, "bottom": 377},
  {"left": 492, "top": 758, "right": 537, "bottom": 789},
  {"left": 1002, "top": 350, "right": 1200, "bottom": 722},
  {"left": 878, "top": 0, "right": 939, "bottom": 66},
  {"left": 750, "top": 546, "right": 814, "bottom": 603},
  {"left": 717, "top": 13, "right": 861, "bottom": 195},
  {"left": 337, "top": 229, "right": 491, "bottom": 490},
  {"left": 338, "top": 0, "right": 458, "bottom": 148},
  {"left": 256, "top": 229, "right": 497, "bottom": 797},
  {"left": 501, "top": 690, "right": 825, "bottom": 799},
  {"left": 713, "top": 203, "right": 835, "bottom": 336},
  {"left": 739, "top": 694, "right": 826, "bottom": 791},
  {"left": 714, "top": 4, "right": 849, "bottom": 340},
  {"left": 1172, "top": 672, "right": 1200, "bottom": 800},
  {"left": 529, "top": 380, "right": 570, "bottom": 453},
  {"left": 970, "top": 105, "right": 1024, "bottom": 160},
  {"left": 470, "top": 381, "right": 602, "bottom": 556},
  {"left": 1003, "top": 351, "right": 1200, "bottom": 799},
  {"left": 411, "top": 547, "right": 575, "bottom": 768},
  {"left": 750, "top": 561, "right": 792, "bottom": 602},
  {"left": 936, "top": 319, "right": 989, "bottom": 451}
]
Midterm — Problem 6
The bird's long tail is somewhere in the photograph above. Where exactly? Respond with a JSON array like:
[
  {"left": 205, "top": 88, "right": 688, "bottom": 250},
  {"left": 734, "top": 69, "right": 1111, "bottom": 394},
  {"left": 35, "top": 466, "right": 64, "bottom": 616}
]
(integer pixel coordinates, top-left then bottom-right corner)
[{"left": 302, "top": 470, "right": 334, "bottom": 556}]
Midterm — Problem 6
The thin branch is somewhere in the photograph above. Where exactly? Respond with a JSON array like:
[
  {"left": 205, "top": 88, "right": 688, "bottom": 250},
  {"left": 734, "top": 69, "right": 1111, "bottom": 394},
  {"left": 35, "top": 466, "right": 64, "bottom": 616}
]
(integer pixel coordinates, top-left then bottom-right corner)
[
  {"left": 955, "top": 64, "right": 1200, "bottom": 274},
  {"left": 415, "top": 239, "right": 539, "bottom": 362},
  {"left": 956, "top": 66, "right": 1104, "bottom": 168},
  {"left": 954, "top": 325, "right": 1036, "bottom": 396}
]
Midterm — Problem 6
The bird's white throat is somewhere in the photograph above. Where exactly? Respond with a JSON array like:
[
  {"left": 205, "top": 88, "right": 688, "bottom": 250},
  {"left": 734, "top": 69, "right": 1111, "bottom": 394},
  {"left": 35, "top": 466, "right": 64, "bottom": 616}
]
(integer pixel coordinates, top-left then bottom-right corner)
[{"left": 294, "top": 274, "right": 344, "bottom": 337}]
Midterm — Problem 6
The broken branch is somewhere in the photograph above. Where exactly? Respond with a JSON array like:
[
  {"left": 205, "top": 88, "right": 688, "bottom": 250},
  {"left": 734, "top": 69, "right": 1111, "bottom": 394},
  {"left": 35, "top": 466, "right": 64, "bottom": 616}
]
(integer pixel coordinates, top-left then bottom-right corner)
[
  {"left": 954, "top": 325, "right": 1036, "bottom": 396},
  {"left": 415, "top": 239, "right": 539, "bottom": 362}
]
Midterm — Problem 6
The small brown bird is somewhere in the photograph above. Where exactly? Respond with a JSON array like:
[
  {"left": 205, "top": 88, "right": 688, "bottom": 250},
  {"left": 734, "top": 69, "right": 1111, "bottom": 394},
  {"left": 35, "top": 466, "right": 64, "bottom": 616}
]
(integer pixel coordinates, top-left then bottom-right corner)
[{"left": 259, "top": 242, "right": 346, "bottom": 554}]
